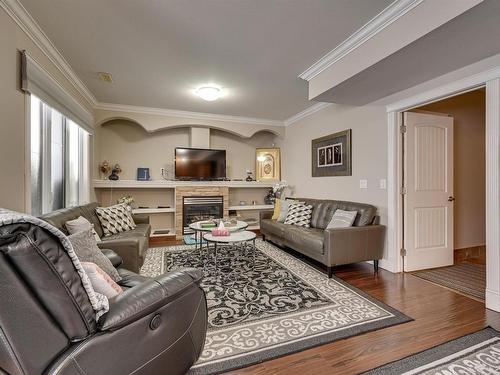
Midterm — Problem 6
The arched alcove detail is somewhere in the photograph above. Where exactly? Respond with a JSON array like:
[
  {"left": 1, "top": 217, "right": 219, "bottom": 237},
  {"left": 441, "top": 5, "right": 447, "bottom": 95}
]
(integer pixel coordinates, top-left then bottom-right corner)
[{"left": 95, "top": 111, "right": 284, "bottom": 138}]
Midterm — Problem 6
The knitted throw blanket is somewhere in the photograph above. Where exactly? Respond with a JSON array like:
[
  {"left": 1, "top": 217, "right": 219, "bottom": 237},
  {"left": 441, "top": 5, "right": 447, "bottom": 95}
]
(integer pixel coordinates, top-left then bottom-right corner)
[{"left": 0, "top": 209, "right": 109, "bottom": 320}]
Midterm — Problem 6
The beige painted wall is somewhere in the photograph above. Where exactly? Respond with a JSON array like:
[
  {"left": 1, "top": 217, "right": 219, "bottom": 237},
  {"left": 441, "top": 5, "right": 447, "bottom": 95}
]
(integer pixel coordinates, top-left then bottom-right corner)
[
  {"left": 283, "top": 104, "right": 389, "bottom": 256},
  {"left": 0, "top": 7, "right": 94, "bottom": 212},
  {"left": 417, "top": 90, "right": 486, "bottom": 249},
  {"left": 96, "top": 121, "right": 280, "bottom": 181},
  {"left": 211, "top": 129, "right": 278, "bottom": 180}
]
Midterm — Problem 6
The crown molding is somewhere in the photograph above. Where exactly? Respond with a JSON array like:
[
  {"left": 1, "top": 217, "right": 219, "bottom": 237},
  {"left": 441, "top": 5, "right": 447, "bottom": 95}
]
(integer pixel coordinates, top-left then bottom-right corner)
[
  {"left": 94, "top": 102, "right": 285, "bottom": 127},
  {"left": 284, "top": 102, "right": 331, "bottom": 126},
  {"left": 0, "top": 0, "right": 98, "bottom": 107},
  {"left": 298, "top": 0, "right": 424, "bottom": 82}
]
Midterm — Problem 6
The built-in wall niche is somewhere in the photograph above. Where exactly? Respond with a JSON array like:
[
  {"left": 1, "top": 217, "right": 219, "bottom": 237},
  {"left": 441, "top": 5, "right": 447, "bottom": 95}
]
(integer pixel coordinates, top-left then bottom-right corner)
[
  {"left": 95, "top": 188, "right": 175, "bottom": 234},
  {"left": 229, "top": 188, "right": 269, "bottom": 207},
  {"left": 98, "top": 121, "right": 280, "bottom": 181},
  {"left": 228, "top": 187, "right": 272, "bottom": 230}
]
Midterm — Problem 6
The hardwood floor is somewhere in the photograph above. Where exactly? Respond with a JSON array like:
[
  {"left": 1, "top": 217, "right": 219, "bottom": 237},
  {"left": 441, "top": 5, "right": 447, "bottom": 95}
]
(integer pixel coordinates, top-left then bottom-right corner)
[{"left": 225, "top": 262, "right": 500, "bottom": 375}]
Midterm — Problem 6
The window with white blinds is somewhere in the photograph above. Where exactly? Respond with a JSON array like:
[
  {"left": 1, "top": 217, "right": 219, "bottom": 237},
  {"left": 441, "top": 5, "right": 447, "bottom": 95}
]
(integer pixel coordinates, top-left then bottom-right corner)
[{"left": 30, "top": 95, "right": 90, "bottom": 215}]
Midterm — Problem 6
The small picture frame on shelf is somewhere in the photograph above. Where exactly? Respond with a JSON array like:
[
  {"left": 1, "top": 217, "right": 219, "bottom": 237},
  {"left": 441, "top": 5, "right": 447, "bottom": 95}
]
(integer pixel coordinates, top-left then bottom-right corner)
[{"left": 137, "top": 167, "right": 151, "bottom": 181}]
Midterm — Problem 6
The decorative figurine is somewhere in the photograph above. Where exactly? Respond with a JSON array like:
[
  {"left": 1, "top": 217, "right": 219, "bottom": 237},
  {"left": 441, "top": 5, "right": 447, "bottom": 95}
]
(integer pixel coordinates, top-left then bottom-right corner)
[{"left": 245, "top": 169, "right": 254, "bottom": 182}]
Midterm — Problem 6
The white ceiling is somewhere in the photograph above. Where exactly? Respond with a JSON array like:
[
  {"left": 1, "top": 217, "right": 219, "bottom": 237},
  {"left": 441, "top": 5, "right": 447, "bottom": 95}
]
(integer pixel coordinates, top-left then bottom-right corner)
[{"left": 19, "top": 0, "right": 392, "bottom": 120}]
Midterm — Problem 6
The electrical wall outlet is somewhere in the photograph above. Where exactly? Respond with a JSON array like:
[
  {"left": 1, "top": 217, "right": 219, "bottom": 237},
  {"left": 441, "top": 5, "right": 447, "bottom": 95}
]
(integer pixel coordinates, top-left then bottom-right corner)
[
  {"left": 160, "top": 168, "right": 165, "bottom": 178},
  {"left": 359, "top": 179, "right": 368, "bottom": 189},
  {"left": 379, "top": 179, "right": 387, "bottom": 190}
]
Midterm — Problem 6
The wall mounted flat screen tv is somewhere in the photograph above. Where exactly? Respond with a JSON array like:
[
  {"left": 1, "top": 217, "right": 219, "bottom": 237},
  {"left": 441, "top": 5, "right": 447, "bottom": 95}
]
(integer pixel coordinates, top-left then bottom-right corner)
[{"left": 175, "top": 147, "right": 226, "bottom": 180}]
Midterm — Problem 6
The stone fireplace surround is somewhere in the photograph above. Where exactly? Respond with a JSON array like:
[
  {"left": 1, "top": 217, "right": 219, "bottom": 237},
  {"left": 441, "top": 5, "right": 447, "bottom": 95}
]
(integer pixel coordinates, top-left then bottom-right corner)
[{"left": 175, "top": 186, "right": 229, "bottom": 239}]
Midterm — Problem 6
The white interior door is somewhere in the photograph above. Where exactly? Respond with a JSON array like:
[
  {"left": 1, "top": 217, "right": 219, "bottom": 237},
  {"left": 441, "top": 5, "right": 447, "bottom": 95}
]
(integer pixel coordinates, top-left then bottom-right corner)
[{"left": 404, "top": 111, "right": 454, "bottom": 271}]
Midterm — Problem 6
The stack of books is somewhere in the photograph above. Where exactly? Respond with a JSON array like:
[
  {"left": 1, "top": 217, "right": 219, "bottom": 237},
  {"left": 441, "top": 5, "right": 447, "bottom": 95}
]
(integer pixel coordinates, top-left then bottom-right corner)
[{"left": 200, "top": 222, "right": 216, "bottom": 229}]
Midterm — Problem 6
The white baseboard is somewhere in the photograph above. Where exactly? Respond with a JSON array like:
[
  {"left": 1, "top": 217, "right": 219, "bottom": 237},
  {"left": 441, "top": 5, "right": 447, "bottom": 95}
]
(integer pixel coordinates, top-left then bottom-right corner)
[
  {"left": 366, "top": 259, "right": 397, "bottom": 273},
  {"left": 486, "top": 288, "right": 500, "bottom": 312},
  {"left": 379, "top": 258, "right": 397, "bottom": 273}
]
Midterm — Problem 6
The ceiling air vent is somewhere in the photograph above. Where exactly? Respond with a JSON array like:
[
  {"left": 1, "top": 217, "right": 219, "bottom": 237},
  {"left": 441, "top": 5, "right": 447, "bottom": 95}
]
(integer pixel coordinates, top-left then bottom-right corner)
[{"left": 98, "top": 72, "right": 113, "bottom": 83}]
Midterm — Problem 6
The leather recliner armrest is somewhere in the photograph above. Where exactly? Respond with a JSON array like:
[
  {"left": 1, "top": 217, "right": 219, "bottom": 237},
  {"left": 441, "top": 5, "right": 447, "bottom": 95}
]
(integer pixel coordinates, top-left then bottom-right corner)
[
  {"left": 100, "top": 248, "right": 123, "bottom": 268},
  {"left": 98, "top": 268, "right": 203, "bottom": 331}
]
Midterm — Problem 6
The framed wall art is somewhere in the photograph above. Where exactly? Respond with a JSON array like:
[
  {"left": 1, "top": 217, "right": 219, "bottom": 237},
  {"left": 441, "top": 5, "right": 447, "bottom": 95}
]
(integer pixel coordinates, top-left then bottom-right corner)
[
  {"left": 312, "top": 129, "right": 351, "bottom": 177},
  {"left": 256, "top": 148, "right": 281, "bottom": 182}
]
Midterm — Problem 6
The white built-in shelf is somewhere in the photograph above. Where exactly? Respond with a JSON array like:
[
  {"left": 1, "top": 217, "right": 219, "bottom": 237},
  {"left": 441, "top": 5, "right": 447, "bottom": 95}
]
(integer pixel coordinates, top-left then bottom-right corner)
[
  {"left": 228, "top": 204, "right": 274, "bottom": 211},
  {"left": 132, "top": 208, "right": 175, "bottom": 214},
  {"left": 93, "top": 179, "right": 277, "bottom": 189}
]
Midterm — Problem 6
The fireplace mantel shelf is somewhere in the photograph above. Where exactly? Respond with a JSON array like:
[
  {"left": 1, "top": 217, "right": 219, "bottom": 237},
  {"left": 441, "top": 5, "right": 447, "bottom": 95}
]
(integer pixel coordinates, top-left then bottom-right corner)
[{"left": 93, "top": 179, "right": 277, "bottom": 189}]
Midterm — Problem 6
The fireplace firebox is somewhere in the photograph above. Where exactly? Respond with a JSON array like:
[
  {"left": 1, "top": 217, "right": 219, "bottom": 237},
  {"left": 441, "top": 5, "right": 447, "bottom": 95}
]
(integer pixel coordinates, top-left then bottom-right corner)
[{"left": 182, "top": 196, "right": 223, "bottom": 234}]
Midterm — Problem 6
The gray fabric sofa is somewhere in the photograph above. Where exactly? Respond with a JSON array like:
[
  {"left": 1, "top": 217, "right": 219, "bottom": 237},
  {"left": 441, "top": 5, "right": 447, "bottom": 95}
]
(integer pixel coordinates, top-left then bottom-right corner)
[
  {"left": 40, "top": 202, "right": 150, "bottom": 272},
  {"left": 260, "top": 198, "right": 386, "bottom": 277}
]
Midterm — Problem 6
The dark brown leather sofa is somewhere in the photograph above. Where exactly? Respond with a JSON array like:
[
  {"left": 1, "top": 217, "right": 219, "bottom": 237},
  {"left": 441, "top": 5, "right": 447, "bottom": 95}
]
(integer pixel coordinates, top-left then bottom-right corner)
[
  {"left": 0, "top": 220, "right": 207, "bottom": 375},
  {"left": 260, "top": 198, "right": 386, "bottom": 277},
  {"left": 40, "top": 202, "right": 150, "bottom": 272}
]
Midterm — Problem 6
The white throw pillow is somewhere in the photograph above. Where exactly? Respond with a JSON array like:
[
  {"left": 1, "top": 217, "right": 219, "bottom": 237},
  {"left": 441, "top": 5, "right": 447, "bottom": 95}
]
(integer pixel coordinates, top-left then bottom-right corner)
[
  {"left": 326, "top": 209, "right": 357, "bottom": 229},
  {"left": 95, "top": 203, "right": 136, "bottom": 236},
  {"left": 284, "top": 203, "right": 313, "bottom": 228},
  {"left": 65, "top": 216, "right": 101, "bottom": 242}
]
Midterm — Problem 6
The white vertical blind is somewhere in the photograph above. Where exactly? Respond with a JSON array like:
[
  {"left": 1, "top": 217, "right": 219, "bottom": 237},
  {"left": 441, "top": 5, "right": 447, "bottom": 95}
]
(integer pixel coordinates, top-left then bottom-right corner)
[{"left": 30, "top": 96, "right": 91, "bottom": 215}]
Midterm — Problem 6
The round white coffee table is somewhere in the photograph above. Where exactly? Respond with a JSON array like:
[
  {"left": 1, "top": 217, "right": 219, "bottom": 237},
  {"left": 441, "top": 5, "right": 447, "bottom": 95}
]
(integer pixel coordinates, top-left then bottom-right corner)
[
  {"left": 203, "top": 230, "right": 257, "bottom": 274},
  {"left": 189, "top": 220, "right": 248, "bottom": 252}
]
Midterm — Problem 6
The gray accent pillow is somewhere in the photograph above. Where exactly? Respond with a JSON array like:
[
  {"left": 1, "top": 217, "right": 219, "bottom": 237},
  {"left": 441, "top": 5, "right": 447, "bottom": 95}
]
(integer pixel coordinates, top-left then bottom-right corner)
[
  {"left": 65, "top": 216, "right": 101, "bottom": 242},
  {"left": 326, "top": 209, "right": 357, "bottom": 229},
  {"left": 68, "top": 229, "right": 122, "bottom": 282},
  {"left": 277, "top": 199, "right": 300, "bottom": 222}
]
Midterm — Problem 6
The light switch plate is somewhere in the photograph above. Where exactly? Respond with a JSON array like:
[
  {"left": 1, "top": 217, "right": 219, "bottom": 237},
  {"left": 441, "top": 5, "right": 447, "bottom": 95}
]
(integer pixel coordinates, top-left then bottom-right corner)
[
  {"left": 359, "top": 179, "right": 368, "bottom": 189},
  {"left": 379, "top": 179, "right": 387, "bottom": 190}
]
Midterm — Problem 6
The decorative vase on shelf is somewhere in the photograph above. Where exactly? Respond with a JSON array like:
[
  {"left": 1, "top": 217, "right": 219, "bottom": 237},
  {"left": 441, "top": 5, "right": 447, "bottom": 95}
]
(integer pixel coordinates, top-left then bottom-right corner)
[
  {"left": 108, "top": 164, "right": 122, "bottom": 181},
  {"left": 264, "top": 188, "right": 276, "bottom": 205},
  {"left": 99, "top": 160, "right": 111, "bottom": 180}
]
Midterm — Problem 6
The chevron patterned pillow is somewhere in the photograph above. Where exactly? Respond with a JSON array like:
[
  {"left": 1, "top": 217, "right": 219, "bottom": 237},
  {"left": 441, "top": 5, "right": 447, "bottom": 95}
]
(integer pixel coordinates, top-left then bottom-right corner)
[
  {"left": 95, "top": 203, "right": 136, "bottom": 236},
  {"left": 284, "top": 203, "right": 313, "bottom": 228}
]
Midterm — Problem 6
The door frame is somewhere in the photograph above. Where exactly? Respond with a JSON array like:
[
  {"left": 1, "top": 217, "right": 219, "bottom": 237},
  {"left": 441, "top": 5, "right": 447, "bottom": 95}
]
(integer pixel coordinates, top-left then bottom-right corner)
[{"left": 386, "top": 71, "right": 500, "bottom": 312}]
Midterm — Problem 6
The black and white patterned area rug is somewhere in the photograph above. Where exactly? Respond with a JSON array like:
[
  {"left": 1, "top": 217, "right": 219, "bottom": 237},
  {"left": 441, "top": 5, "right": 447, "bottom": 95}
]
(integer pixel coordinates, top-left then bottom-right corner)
[
  {"left": 141, "top": 239, "right": 411, "bottom": 374},
  {"left": 363, "top": 327, "right": 500, "bottom": 375}
]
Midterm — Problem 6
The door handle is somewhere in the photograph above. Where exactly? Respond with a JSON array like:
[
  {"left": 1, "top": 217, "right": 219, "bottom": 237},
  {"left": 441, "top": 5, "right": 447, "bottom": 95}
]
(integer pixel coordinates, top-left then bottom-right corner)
[{"left": 448, "top": 196, "right": 455, "bottom": 202}]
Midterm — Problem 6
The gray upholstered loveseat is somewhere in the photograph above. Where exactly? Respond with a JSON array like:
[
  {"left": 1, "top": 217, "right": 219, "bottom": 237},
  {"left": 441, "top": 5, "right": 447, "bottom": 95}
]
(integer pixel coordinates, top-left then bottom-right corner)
[
  {"left": 40, "top": 202, "right": 150, "bottom": 272},
  {"left": 260, "top": 198, "right": 386, "bottom": 277}
]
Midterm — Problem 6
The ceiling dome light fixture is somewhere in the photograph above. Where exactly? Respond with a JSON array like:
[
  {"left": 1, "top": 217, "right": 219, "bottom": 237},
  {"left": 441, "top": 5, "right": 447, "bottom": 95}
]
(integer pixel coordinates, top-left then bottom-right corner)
[{"left": 195, "top": 86, "right": 222, "bottom": 101}]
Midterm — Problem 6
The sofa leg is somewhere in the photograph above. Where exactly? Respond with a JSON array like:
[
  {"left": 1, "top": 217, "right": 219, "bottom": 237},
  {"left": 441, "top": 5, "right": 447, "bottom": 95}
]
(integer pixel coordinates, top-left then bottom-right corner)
[
  {"left": 262, "top": 234, "right": 266, "bottom": 242},
  {"left": 374, "top": 260, "right": 379, "bottom": 273},
  {"left": 327, "top": 266, "right": 333, "bottom": 278}
]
